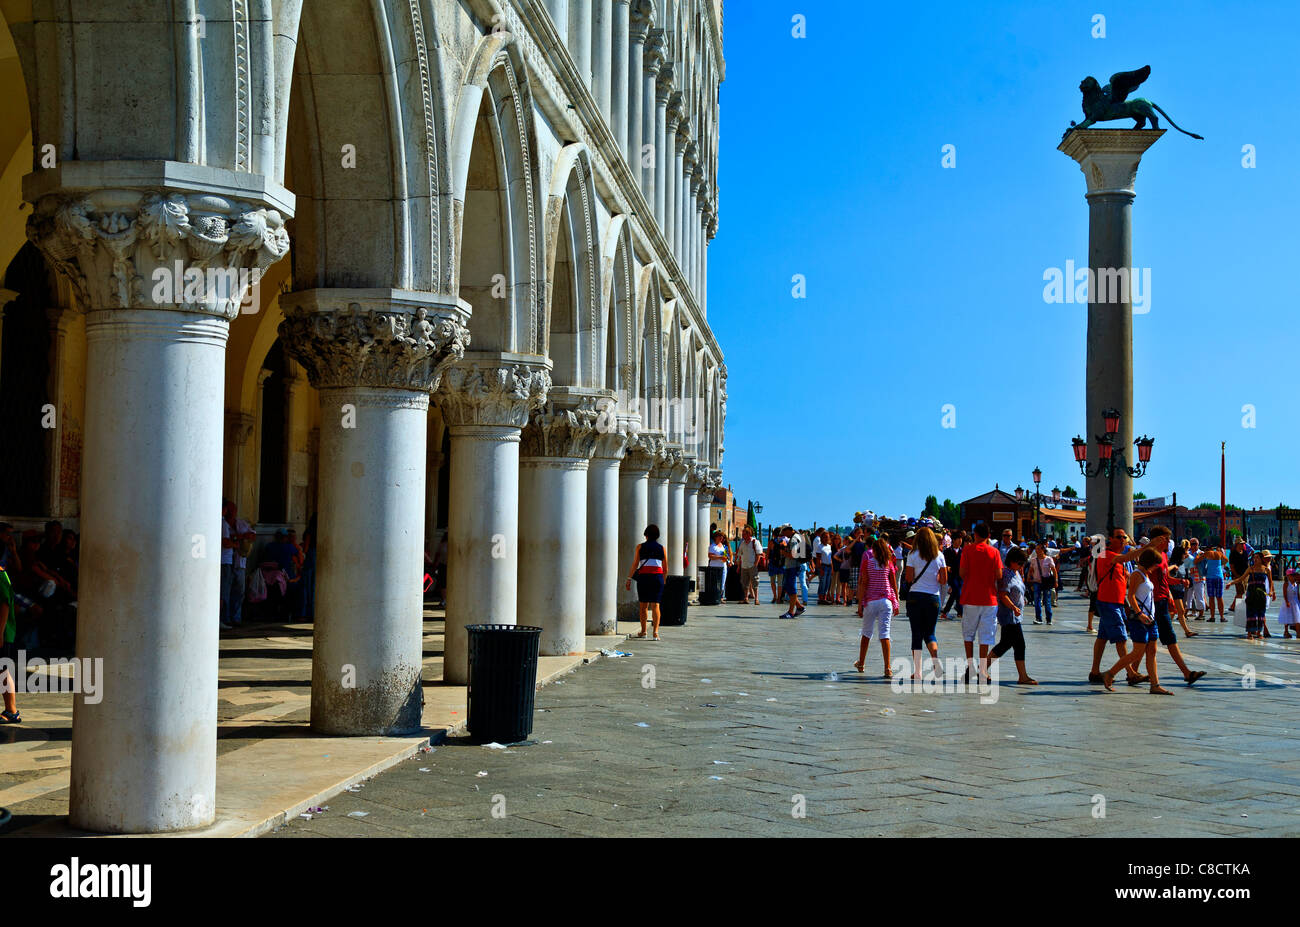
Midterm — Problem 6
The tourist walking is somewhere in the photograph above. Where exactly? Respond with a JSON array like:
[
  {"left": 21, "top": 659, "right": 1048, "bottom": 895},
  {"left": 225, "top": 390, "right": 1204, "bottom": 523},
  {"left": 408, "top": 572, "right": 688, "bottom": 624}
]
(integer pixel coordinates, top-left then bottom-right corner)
[
  {"left": 959, "top": 522, "right": 1003, "bottom": 683},
  {"left": 778, "top": 526, "right": 805, "bottom": 619},
  {"left": 1186, "top": 539, "right": 1207, "bottom": 618},
  {"left": 708, "top": 531, "right": 730, "bottom": 598},
  {"left": 1197, "top": 541, "right": 1229, "bottom": 622},
  {"left": 1088, "top": 528, "right": 1143, "bottom": 685},
  {"left": 854, "top": 535, "right": 898, "bottom": 677},
  {"left": 1227, "top": 539, "right": 1253, "bottom": 612},
  {"left": 1279, "top": 570, "right": 1300, "bottom": 638},
  {"left": 1027, "top": 541, "right": 1056, "bottom": 624},
  {"left": 736, "top": 526, "right": 762, "bottom": 605},
  {"left": 903, "top": 526, "right": 947, "bottom": 682},
  {"left": 625, "top": 524, "right": 666, "bottom": 640},
  {"left": 940, "top": 530, "right": 964, "bottom": 620},
  {"left": 1135, "top": 528, "right": 1207, "bottom": 686},
  {"left": 987, "top": 547, "right": 1037, "bottom": 685},
  {"left": 1103, "top": 548, "right": 1168, "bottom": 694},
  {"left": 768, "top": 532, "right": 784, "bottom": 604},
  {"left": 1229, "top": 551, "right": 1274, "bottom": 639}
]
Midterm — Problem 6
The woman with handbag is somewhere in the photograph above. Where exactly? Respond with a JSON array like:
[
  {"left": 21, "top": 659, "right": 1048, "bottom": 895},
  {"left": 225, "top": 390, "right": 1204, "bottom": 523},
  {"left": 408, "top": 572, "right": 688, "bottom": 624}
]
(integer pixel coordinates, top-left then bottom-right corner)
[{"left": 903, "top": 526, "right": 948, "bottom": 682}]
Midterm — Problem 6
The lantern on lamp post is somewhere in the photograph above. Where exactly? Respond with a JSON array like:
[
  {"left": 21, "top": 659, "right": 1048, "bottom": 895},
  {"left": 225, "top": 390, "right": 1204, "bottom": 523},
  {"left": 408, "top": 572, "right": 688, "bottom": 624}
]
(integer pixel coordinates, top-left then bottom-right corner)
[{"left": 1071, "top": 410, "right": 1154, "bottom": 535}]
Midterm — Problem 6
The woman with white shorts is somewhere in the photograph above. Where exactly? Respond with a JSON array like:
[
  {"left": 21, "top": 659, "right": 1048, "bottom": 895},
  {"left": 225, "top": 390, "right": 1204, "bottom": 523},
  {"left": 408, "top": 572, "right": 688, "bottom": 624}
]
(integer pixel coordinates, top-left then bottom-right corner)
[{"left": 854, "top": 534, "right": 899, "bottom": 677}]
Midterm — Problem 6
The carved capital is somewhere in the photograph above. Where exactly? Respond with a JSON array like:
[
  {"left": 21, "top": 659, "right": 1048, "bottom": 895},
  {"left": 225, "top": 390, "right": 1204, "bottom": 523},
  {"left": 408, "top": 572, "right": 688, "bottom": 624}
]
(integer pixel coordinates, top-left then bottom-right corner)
[
  {"left": 645, "top": 31, "right": 666, "bottom": 75},
  {"left": 226, "top": 410, "right": 256, "bottom": 447},
  {"left": 652, "top": 443, "right": 685, "bottom": 481},
  {"left": 630, "top": 1, "right": 655, "bottom": 41},
  {"left": 437, "top": 352, "right": 551, "bottom": 429},
  {"left": 686, "top": 461, "right": 709, "bottom": 493},
  {"left": 1058, "top": 129, "right": 1164, "bottom": 198},
  {"left": 27, "top": 186, "right": 290, "bottom": 318},
  {"left": 279, "top": 290, "right": 470, "bottom": 393}
]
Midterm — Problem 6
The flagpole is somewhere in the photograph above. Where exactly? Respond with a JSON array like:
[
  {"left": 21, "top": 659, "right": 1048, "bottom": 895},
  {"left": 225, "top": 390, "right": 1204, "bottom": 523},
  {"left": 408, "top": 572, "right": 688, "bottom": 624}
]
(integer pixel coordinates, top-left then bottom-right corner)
[{"left": 1220, "top": 441, "right": 1226, "bottom": 547}]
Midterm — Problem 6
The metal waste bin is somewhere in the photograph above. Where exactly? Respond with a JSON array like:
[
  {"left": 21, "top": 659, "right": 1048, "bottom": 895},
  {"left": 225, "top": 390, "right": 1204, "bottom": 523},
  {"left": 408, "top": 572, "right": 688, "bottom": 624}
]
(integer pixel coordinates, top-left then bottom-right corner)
[
  {"left": 701, "top": 566, "right": 724, "bottom": 605},
  {"left": 660, "top": 575, "right": 690, "bottom": 626},
  {"left": 466, "top": 624, "right": 542, "bottom": 744}
]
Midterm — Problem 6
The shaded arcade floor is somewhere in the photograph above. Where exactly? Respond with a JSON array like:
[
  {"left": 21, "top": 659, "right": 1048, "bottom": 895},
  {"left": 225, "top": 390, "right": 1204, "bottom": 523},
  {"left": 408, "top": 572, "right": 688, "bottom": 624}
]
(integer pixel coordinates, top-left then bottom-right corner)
[{"left": 0, "top": 608, "right": 627, "bottom": 836}]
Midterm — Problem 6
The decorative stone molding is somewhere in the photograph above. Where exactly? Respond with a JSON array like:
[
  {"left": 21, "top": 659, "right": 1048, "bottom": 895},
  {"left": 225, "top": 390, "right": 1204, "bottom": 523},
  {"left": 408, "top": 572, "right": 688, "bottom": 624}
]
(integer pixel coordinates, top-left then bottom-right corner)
[
  {"left": 621, "top": 429, "right": 658, "bottom": 474},
  {"left": 705, "top": 469, "right": 723, "bottom": 494},
  {"left": 27, "top": 187, "right": 289, "bottom": 319},
  {"left": 591, "top": 393, "right": 632, "bottom": 460},
  {"left": 279, "top": 290, "right": 470, "bottom": 393},
  {"left": 437, "top": 352, "right": 552, "bottom": 429}
]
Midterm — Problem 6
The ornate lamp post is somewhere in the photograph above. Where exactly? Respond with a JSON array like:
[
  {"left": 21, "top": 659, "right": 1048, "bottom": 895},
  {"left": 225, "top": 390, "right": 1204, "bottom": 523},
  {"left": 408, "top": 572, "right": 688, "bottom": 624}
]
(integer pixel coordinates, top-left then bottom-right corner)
[
  {"left": 1072, "top": 408, "right": 1154, "bottom": 535},
  {"left": 754, "top": 500, "right": 763, "bottom": 541},
  {"left": 1032, "top": 466, "right": 1043, "bottom": 541}
]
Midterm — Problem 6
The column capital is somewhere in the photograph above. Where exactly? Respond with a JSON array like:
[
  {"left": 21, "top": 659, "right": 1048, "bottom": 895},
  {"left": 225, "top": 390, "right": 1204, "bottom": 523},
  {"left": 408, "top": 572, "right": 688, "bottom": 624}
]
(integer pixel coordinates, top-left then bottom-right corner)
[
  {"left": 621, "top": 429, "right": 658, "bottom": 475},
  {"left": 25, "top": 161, "right": 293, "bottom": 318},
  {"left": 652, "top": 442, "right": 685, "bottom": 480},
  {"left": 1058, "top": 129, "right": 1164, "bottom": 198},
  {"left": 687, "top": 461, "right": 710, "bottom": 492},
  {"left": 437, "top": 351, "right": 551, "bottom": 429},
  {"left": 520, "top": 387, "right": 609, "bottom": 460},
  {"left": 257, "top": 367, "right": 274, "bottom": 389},
  {"left": 630, "top": 2, "right": 654, "bottom": 40},
  {"left": 226, "top": 409, "right": 256, "bottom": 447},
  {"left": 279, "top": 289, "right": 470, "bottom": 393}
]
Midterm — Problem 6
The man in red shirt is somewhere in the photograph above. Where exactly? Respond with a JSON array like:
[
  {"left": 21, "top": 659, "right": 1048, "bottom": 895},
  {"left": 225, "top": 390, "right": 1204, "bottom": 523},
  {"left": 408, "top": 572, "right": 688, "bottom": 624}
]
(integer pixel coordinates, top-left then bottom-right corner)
[
  {"left": 1089, "top": 527, "right": 1144, "bottom": 685},
  {"left": 959, "top": 522, "right": 1003, "bottom": 682},
  {"left": 1111, "top": 527, "right": 1207, "bottom": 688}
]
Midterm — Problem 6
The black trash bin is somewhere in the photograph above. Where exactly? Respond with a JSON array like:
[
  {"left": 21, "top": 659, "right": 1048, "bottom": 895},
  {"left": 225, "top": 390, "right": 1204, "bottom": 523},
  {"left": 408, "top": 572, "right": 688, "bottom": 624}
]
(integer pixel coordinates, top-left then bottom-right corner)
[
  {"left": 466, "top": 624, "right": 542, "bottom": 744},
  {"left": 660, "top": 575, "right": 690, "bottom": 626},
  {"left": 701, "top": 566, "right": 724, "bottom": 605}
]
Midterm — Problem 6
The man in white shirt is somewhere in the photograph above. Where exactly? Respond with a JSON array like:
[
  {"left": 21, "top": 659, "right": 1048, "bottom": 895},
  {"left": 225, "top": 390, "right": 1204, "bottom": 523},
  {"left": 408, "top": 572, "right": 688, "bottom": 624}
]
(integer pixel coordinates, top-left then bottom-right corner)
[{"left": 736, "top": 526, "right": 763, "bottom": 605}]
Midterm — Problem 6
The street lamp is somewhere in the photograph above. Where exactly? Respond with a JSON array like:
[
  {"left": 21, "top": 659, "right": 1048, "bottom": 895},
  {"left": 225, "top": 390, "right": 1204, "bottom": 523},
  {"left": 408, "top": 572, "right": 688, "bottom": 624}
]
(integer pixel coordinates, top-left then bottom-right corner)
[
  {"left": 1071, "top": 409, "right": 1154, "bottom": 535},
  {"left": 1032, "top": 466, "right": 1043, "bottom": 540},
  {"left": 753, "top": 501, "right": 763, "bottom": 541}
]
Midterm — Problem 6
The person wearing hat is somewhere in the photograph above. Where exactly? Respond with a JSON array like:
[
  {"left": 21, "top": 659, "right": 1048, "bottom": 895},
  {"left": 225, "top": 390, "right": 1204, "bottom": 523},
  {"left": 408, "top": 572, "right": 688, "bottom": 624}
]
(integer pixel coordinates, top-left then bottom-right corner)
[
  {"left": 1228, "top": 550, "right": 1274, "bottom": 639},
  {"left": 1279, "top": 568, "right": 1300, "bottom": 638}
]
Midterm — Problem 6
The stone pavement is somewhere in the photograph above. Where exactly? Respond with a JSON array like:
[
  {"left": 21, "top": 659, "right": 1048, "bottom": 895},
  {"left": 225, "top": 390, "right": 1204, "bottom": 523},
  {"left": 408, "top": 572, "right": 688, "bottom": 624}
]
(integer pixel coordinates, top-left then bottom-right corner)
[
  {"left": 0, "top": 607, "right": 621, "bottom": 837},
  {"left": 267, "top": 586, "right": 1300, "bottom": 837}
]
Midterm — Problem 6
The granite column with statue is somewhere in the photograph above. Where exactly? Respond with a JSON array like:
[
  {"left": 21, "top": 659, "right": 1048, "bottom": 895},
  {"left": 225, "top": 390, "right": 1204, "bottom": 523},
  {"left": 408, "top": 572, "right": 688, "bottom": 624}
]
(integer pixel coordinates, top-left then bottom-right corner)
[{"left": 1059, "top": 128, "right": 1162, "bottom": 538}]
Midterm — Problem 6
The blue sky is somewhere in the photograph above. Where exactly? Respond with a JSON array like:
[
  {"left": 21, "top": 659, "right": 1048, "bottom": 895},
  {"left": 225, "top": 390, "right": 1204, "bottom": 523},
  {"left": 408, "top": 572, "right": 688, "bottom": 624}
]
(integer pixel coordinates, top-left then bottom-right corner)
[{"left": 707, "top": 0, "right": 1300, "bottom": 528}]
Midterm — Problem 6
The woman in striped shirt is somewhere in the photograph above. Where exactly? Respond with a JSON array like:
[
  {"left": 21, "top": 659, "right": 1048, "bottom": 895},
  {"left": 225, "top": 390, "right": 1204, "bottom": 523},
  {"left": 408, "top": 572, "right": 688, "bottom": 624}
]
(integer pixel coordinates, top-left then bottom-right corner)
[{"left": 854, "top": 535, "right": 899, "bottom": 677}]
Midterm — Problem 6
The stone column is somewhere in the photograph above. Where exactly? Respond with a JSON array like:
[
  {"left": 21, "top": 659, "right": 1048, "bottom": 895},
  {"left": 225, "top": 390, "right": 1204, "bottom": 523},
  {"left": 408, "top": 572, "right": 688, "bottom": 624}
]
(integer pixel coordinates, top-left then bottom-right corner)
[
  {"left": 586, "top": 399, "right": 628, "bottom": 633},
  {"left": 684, "top": 459, "right": 701, "bottom": 587},
  {"left": 664, "top": 98, "right": 682, "bottom": 254},
  {"left": 280, "top": 368, "right": 303, "bottom": 523},
  {"left": 224, "top": 410, "right": 256, "bottom": 507},
  {"left": 663, "top": 445, "right": 687, "bottom": 576},
  {"left": 254, "top": 367, "right": 274, "bottom": 517},
  {"left": 570, "top": 1, "right": 593, "bottom": 90},
  {"left": 646, "top": 434, "right": 670, "bottom": 544},
  {"left": 519, "top": 387, "right": 605, "bottom": 655},
  {"left": 593, "top": 0, "right": 613, "bottom": 112},
  {"left": 436, "top": 354, "right": 551, "bottom": 684},
  {"left": 1059, "top": 129, "right": 1163, "bottom": 537},
  {"left": 611, "top": 0, "right": 632, "bottom": 160},
  {"left": 617, "top": 433, "right": 654, "bottom": 620},
  {"left": 673, "top": 126, "right": 688, "bottom": 262},
  {"left": 547, "top": 0, "right": 570, "bottom": 39},
  {"left": 280, "top": 290, "right": 469, "bottom": 735},
  {"left": 25, "top": 165, "right": 291, "bottom": 833},
  {"left": 653, "top": 50, "right": 671, "bottom": 230},
  {"left": 630, "top": 11, "right": 653, "bottom": 186},
  {"left": 42, "top": 306, "right": 73, "bottom": 516},
  {"left": 425, "top": 441, "right": 444, "bottom": 553},
  {"left": 696, "top": 467, "right": 716, "bottom": 590}
]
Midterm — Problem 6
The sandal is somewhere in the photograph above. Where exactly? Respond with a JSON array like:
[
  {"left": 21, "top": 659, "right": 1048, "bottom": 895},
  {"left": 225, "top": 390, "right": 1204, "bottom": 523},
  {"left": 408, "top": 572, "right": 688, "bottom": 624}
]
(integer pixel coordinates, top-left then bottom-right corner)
[
  {"left": 652, "top": 633, "right": 661, "bottom": 641},
  {"left": 0, "top": 710, "right": 20, "bottom": 724},
  {"left": 882, "top": 669, "right": 893, "bottom": 678},
  {"left": 1126, "top": 673, "right": 1149, "bottom": 687},
  {"left": 1150, "top": 685, "right": 1173, "bottom": 695},
  {"left": 853, "top": 661, "right": 864, "bottom": 673},
  {"left": 1185, "top": 670, "right": 1206, "bottom": 686},
  {"left": 634, "top": 631, "right": 647, "bottom": 639}
]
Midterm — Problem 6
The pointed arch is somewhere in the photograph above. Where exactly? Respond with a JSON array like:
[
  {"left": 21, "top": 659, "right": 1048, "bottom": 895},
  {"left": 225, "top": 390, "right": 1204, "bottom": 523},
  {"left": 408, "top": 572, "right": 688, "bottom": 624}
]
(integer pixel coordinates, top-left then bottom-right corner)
[
  {"left": 285, "top": 0, "right": 450, "bottom": 291},
  {"left": 601, "top": 214, "right": 636, "bottom": 407},
  {"left": 636, "top": 263, "right": 665, "bottom": 433},
  {"left": 544, "top": 142, "right": 600, "bottom": 387},
  {"left": 449, "top": 31, "right": 542, "bottom": 355}
]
